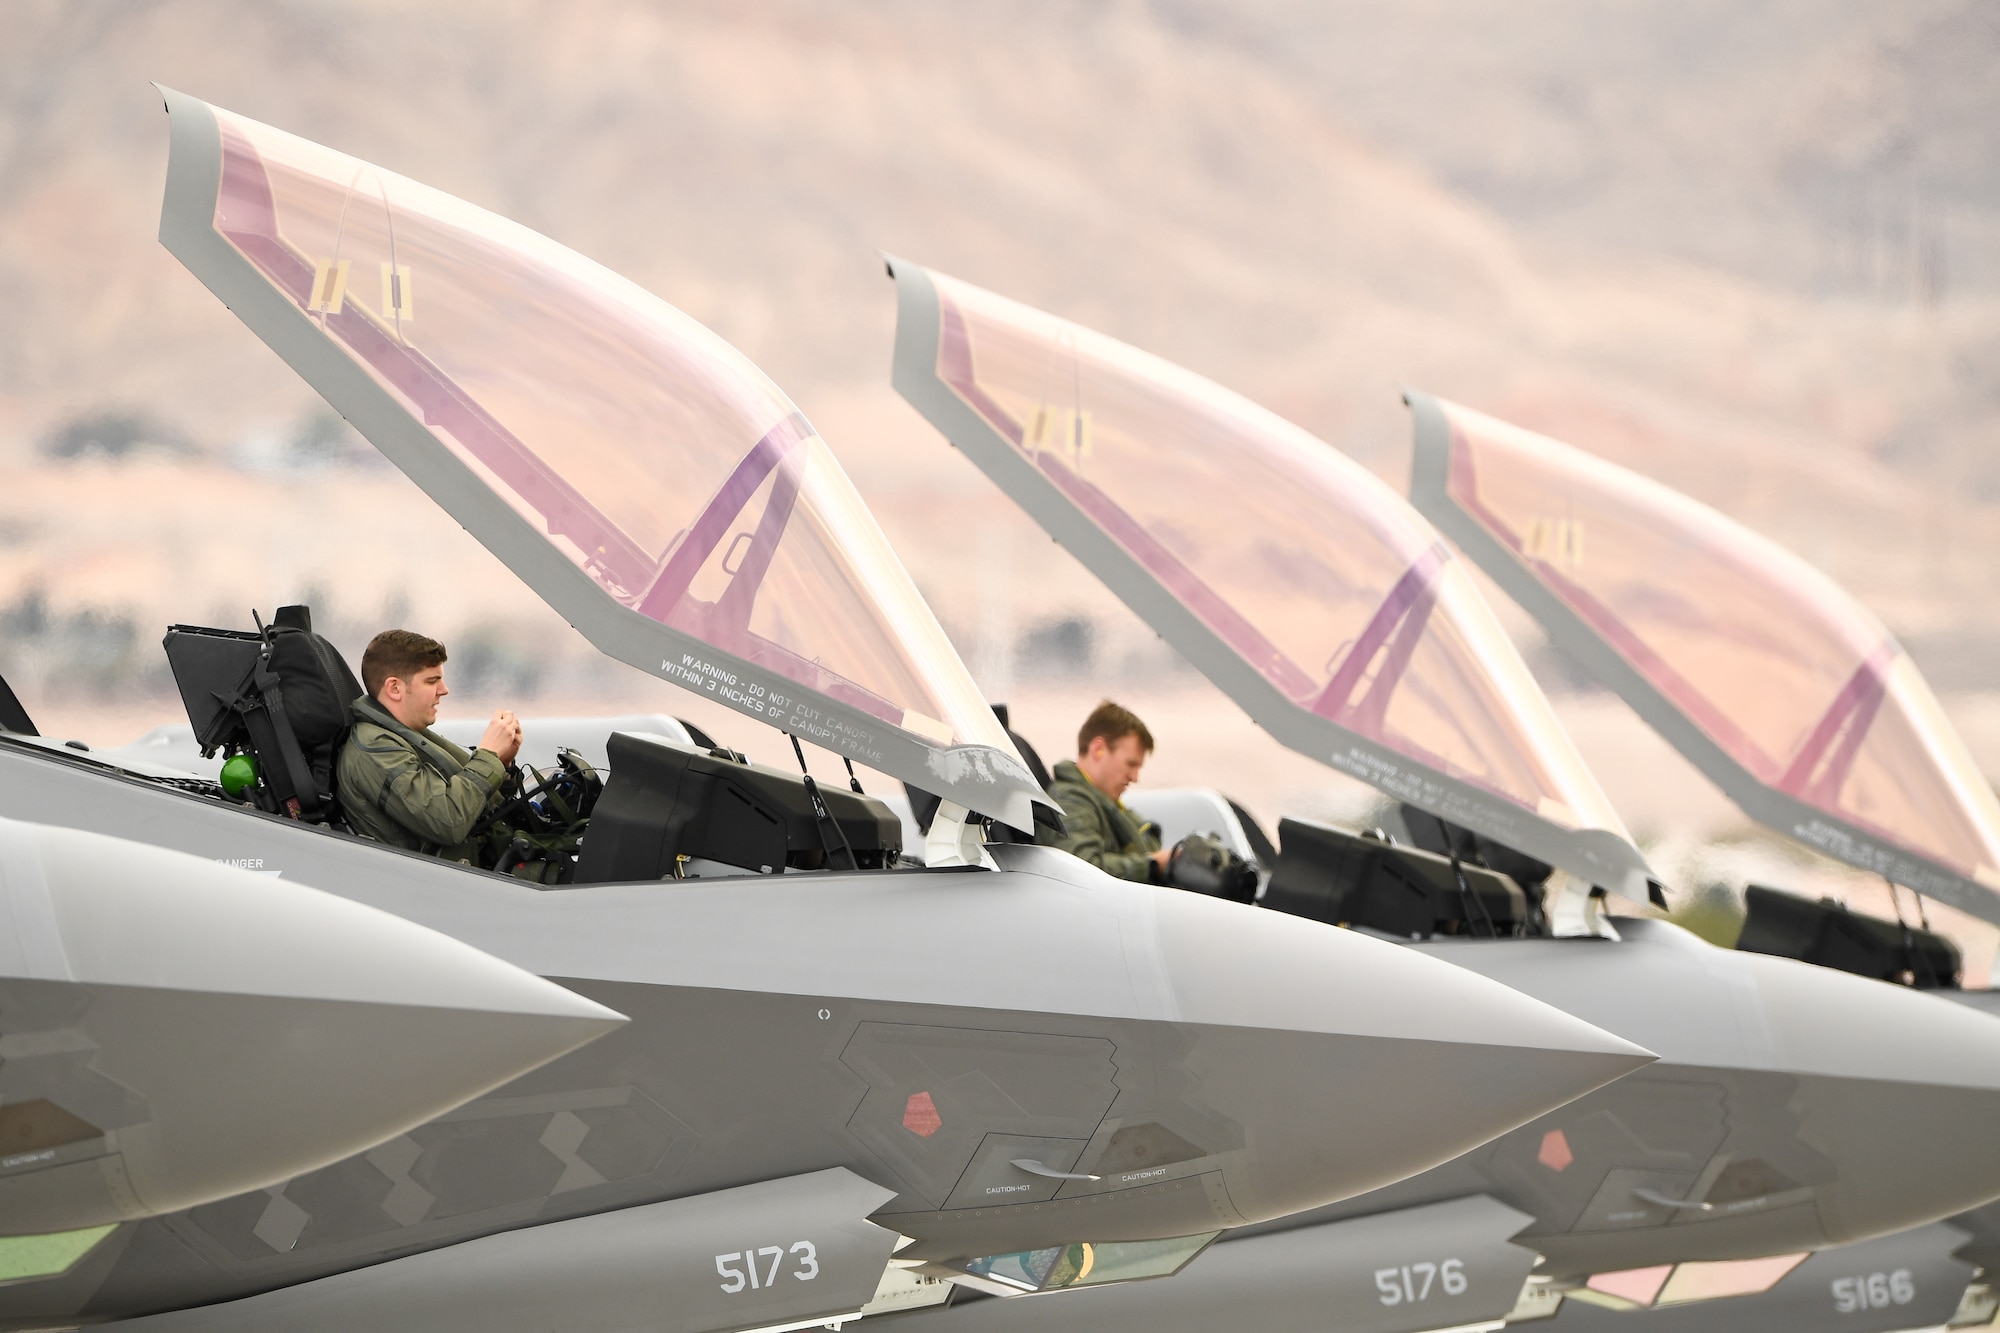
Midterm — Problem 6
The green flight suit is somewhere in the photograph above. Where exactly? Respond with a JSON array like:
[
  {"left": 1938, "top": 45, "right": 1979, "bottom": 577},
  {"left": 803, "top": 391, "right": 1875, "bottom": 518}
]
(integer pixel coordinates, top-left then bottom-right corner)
[
  {"left": 336, "top": 696, "right": 508, "bottom": 864},
  {"left": 1037, "top": 758, "right": 1162, "bottom": 883}
]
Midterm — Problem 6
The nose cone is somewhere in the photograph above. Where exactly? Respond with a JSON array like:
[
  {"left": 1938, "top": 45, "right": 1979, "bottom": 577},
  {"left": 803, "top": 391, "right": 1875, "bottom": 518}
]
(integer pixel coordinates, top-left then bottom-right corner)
[
  {"left": 0, "top": 818, "right": 624, "bottom": 1234},
  {"left": 1743, "top": 953, "right": 2000, "bottom": 1244},
  {"left": 1146, "top": 891, "right": 1655, "bottom": 1222}
]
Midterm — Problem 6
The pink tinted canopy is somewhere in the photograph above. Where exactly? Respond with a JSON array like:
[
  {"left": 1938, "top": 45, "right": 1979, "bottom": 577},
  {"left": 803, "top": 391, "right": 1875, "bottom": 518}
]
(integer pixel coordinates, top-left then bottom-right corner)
[
  {"left": 921, "top": 271, "right": 1633, "bottom": 853},
  {"left": 201, "top": 106, "right": 1011, "bottom": 759},
  {"left": 1434, "top": 399, "right": 2000, "bottom": 897}
]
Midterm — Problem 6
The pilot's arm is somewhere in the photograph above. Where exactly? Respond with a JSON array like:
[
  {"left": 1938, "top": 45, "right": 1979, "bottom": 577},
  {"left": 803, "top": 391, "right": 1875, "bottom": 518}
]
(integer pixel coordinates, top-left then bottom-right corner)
[
  {"left": 368, "top": 740, "right": 509, "bottom": 848},
  {"left": 1046, "top": 787, "right": 1156, "bottom": 883}
]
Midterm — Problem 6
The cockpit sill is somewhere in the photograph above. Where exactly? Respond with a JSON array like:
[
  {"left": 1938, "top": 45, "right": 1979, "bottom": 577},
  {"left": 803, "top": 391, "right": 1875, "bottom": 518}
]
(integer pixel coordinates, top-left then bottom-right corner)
[
  {"left": 0, "top": 727, "right": 999, "bottom": 887},
  {"left": 0, "top": 721, "right": 1627, "bottom": 939}
]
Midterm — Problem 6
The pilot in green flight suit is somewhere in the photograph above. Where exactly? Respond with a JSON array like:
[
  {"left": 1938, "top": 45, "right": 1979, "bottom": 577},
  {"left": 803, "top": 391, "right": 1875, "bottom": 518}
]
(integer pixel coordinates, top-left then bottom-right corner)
[
  {"left": 336, "top": 629, "right": 523, "bottom": 864},
  {"left": 1037, "top": 700, "right": 1172, "bottom": 884}
]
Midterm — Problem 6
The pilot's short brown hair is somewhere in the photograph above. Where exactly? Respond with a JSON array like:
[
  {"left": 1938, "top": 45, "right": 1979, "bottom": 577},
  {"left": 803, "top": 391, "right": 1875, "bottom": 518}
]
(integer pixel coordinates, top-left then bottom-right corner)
[
  {"left": 361, "top": 629, "right": 448, "bottom": 698},
  {"left": 1077, "top": 700, "right": 1154, "bottom": 756}
]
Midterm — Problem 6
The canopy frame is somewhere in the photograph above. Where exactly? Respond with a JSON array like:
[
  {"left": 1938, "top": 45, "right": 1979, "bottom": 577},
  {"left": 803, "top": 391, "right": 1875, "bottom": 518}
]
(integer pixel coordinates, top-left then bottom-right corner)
[
  {"left": 1406, "top": 388, "right": 2000, "bottom": 925},
  {"left": 156, "top": 90, "right": 1048, "bottom": 833},
  {"left": 888, "top": 261, "right": 1649, "bottom": 900}
]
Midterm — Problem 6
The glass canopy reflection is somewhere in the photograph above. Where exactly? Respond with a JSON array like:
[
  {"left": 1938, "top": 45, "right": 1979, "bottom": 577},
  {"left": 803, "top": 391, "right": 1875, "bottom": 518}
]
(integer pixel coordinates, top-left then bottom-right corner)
[
  {"left": 893, "top": 263, "right": 1646, "bottom": 892},
  {"left": 187, "top": 103, "right": 1017, "bottom": 773},
  {"left": 1420, "top": 396, "right": 2000, "bottom": 908}
]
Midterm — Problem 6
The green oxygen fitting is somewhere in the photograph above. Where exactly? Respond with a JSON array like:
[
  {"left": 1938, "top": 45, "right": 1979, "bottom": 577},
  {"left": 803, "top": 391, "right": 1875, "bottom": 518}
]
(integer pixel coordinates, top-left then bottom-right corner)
[{"left": 219, "top": 751, "right": 259, "bottom": 798}]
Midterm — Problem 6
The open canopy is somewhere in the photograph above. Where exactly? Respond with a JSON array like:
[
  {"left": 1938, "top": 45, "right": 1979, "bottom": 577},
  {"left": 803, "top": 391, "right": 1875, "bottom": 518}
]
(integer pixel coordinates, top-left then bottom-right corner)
[
  {"left": 888, "top": 261, "right": 1650, "bottom": 898},
  {"left": 155, "top": 91, "right": 1047, "bottom": 831},
  {"left": 1407, "top": 391, "right": 2000, "bottom": 923}
]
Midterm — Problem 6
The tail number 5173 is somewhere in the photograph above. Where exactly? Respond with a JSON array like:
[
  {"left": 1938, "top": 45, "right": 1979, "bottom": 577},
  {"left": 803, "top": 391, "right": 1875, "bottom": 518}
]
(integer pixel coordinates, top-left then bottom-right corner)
[
  {"left": 1376, "top": 1259, "right": 1467, "bottom": 1305},
  {"left": 716, "top": 1242, "right": 820, "bottom": 1293}
]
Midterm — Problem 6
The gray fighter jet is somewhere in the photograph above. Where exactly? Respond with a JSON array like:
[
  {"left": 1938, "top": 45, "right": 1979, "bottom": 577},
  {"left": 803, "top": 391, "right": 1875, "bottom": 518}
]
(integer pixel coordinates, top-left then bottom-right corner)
[
  {"left": 1391, "top": 397, "right": 2000, "bottom": 1329},
  {"left": 1404, "top": 390, "right": 2000, "bottom": 929},
  {"left": 0, "top": 95, "right": 1653, "bottom": 1331},
  {"left": 878, "top": 259, "right": 2000, "bottom": 1331}
]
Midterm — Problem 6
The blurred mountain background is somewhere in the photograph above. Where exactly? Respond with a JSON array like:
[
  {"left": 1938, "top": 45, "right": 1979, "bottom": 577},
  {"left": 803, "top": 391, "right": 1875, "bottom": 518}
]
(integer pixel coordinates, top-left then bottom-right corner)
[{"left": 5, "top": 0, "right": 1999, "bottom": 959}]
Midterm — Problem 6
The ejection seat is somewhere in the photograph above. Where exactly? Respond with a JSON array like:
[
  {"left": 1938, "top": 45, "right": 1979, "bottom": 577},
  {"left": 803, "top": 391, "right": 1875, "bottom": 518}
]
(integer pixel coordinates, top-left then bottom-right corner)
[{"left": 163, "top": 605, "right": 362, "bottom": 824}]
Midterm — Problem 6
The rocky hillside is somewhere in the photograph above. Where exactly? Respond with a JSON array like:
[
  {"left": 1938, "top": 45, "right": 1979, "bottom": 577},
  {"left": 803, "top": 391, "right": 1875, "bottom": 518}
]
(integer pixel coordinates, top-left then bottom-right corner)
[{"left": 2, "top": 0, "right": 1996, "bottom": 762}]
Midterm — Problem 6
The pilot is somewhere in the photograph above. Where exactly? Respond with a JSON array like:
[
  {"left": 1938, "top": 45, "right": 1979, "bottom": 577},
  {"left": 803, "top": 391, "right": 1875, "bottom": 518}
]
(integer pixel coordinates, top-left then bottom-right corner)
[
  {"left": 1037, "top": 700, "right": 1172, "bottom": 883},
  {"left": 337, "top": 629, "right": 523, "bottom": 864}
]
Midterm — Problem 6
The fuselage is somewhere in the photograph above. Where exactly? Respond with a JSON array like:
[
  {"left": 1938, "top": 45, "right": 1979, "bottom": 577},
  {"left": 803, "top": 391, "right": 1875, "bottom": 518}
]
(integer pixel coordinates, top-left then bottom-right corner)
[
  {"left": 852, "top": 921, "right": 2000, "bottom": 1333},
  {"left": 0, "top": 736, "right": 1644, "bottom": 1326},
  {"left": 1318, "top": 920, "right": 2000, "bottom": 1274}
]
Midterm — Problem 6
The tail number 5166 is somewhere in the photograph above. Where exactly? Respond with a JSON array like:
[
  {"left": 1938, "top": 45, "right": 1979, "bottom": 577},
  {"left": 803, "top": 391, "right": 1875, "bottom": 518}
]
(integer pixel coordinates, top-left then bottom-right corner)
[
  {"left": 716, "top": 1242, "right": 820, "bottom": 1293},
  {"left": 1832, "top": 1269, "right": 1914, "bottom": 1313}
]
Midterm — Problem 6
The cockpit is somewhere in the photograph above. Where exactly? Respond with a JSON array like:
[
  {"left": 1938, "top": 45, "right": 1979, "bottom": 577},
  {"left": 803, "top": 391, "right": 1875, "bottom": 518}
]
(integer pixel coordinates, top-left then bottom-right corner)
[
  {"left": 887, "top": 258, "right": 1655, "bottom": 932},
  {"left": 112, "top": 91, "right": 1059, "bottom": 872}
]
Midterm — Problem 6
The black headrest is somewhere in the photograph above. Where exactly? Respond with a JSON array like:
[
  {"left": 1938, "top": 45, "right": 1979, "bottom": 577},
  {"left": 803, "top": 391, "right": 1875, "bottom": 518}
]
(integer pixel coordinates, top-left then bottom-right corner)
[
  {"left": 274, "top": 604, "right": 313, "bottom": 633},
  {"left": 265, "top": 628, "right": 363, "bottom": 747}
]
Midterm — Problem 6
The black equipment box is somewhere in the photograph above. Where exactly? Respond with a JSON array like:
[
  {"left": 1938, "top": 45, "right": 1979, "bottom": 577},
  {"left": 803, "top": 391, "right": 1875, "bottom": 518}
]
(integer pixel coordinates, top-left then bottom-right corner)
[
  {"left": 574, "top": 731, "right": 902, "bottom": 883},
  {"left": 1398, "top": 803, "right": 1554, "bottom": 892},
  {"left": 1265, "top": 816, "right": 1527, "bottom": 938},
  {"left": 163, "top": 624, "right": 265, "bottom": 747},
  {"left": 1738, "top": 884, "right": 1960, "bottom": 988}
]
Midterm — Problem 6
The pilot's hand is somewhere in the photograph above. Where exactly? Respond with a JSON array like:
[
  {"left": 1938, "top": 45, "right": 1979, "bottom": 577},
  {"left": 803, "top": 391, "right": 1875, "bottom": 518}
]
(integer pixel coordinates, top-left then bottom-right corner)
[
  {"left": 482, "top": 709, "right": 524, "bottom": 766},
  {"left": 1150, "top": 847, "right": 1174, "bottom": 871}
]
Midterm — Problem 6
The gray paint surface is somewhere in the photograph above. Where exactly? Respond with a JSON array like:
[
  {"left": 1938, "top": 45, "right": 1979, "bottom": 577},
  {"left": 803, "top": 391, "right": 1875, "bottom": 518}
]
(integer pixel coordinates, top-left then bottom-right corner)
[
  {"left": 0, "top": 816, "right": 620, "bottom": 1234},
  {"left": 0, "top": 740, "right": 1650, "bottom": 1327},
  {"left": 19, "top": 726, "right": 2000, "bottom": 1329},
  {"left": 1267, "top": 919, "right": 2000, "bottom": 1274},
  {"left": 1547, "top": 1220, "right": 1973, "bottom": 1331},
  {"left": 877, "top": 1195, "right": 1540, "bottom": 1333},
  {"left": 107, "top": 1168, "right": 899, "bottom": 1333},
  {"left": 885, "top": 259, "right": 1649, "bottom": 899},
  {"left": 1404, "top": 388, "right": 1999, "bottom": 922}
]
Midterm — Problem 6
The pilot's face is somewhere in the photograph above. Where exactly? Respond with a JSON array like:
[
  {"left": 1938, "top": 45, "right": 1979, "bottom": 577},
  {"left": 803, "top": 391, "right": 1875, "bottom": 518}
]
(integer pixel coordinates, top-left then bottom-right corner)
[
  {"left": 384, "top": 665, "right": 448, "bottom": 730},
  {"left": 1081, "top": 732, "right": 1149, "bottom": 802}
]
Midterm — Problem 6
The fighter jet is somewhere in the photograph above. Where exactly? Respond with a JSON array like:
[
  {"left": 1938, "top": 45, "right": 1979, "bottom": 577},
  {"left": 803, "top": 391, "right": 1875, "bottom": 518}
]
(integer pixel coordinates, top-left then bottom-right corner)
[
  {"left": 1403, "top": 391, "right": 2000, "bottom": 929},
  {"left": 879, "top": 259, "right": 2000, "bottom": 1331},
  {"left": 0, "top": 94, "right": 1652, "bottom": 1331},
  {"left": 1391, "top": 397, "right": 2000, "bottom": 1329}
]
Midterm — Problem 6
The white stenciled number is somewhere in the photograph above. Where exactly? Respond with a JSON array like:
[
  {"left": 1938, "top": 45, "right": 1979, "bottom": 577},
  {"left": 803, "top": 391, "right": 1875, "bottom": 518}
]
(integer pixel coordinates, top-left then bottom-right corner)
[
  {"left": 717, "top": 1242, "right": 822, "bottom": 1293},
  {"left": 792, "top": 1240, "right": 819, "bottom": 1281},
  {"left": 1833, "top": 1269, "right": 1916, "bottom": 1313},
  {"left": 1375, "top": 1259, "right": 1469, "bottom": 1307}
]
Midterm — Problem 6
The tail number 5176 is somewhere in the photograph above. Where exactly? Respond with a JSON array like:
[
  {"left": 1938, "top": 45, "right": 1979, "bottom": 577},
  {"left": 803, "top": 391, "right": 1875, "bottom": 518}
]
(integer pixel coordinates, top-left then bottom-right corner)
[{"left": 1376, "top": 1259, "right": 1467, "bottom": 1306}]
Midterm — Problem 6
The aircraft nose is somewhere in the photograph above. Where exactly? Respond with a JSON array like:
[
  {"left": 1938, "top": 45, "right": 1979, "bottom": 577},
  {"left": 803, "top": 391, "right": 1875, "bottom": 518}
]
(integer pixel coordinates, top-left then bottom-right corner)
[
  {"left": 1743, "top": 955, "right": 2000, "bottom": 1243},
  {"left": 0, "top": 817, "right": 625, "bottom": 1233},
  {"left": 1144, "top": 892, "right": 1655, "bottom": 1222}
]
